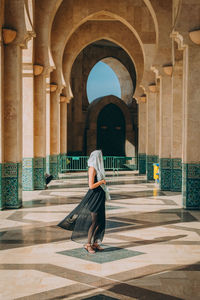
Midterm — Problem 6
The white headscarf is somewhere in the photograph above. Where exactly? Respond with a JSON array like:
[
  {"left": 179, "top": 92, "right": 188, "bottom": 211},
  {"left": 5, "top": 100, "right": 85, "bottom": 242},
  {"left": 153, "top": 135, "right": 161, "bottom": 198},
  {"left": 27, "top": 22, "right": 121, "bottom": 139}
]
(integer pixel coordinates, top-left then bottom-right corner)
[{"left": 87, "top": 150, "right": 111, "bottom": 200}]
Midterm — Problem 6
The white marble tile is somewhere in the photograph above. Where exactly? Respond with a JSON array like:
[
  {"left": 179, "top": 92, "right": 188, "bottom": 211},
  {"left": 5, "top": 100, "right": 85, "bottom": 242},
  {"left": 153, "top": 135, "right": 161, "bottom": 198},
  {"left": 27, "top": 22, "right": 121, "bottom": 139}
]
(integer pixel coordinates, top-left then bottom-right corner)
[
  {"left": 0, "top": 219, "right": 30, "bottom": 230},
  {"left": 23, "top": 212, "right": 68, "bottom": 222},
  {"left": 0, "top": 270, "right": 76, "bottom": 300}
]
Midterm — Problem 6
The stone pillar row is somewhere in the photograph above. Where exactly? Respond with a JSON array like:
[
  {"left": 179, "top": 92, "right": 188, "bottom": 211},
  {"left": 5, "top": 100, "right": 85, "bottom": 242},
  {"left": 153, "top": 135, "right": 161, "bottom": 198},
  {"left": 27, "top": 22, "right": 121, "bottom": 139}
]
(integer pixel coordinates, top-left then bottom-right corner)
[{"left": 0, "top": 37, "right": 70, "bottom": 209}]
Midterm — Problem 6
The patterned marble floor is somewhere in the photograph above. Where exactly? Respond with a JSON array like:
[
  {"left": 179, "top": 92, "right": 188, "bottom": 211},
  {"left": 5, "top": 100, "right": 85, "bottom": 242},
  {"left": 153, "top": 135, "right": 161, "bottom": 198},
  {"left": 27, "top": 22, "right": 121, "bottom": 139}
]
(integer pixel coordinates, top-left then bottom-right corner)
[{"left": 0, "top": 171, "right": 200, "bottom": 300}]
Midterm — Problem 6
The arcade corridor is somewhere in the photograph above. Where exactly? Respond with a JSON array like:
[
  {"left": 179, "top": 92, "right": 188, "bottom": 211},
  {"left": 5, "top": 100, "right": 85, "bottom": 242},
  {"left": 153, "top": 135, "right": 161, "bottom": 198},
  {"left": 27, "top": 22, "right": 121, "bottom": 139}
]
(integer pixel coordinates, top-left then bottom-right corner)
[{"left": 0, "top": 171, "right": 199, "bottom": 300}]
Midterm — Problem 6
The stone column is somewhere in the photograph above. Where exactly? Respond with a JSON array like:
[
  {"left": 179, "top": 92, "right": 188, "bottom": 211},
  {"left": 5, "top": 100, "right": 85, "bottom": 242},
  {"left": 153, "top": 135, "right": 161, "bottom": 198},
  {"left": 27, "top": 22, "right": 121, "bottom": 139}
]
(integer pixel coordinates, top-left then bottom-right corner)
[
  {"left": 46, "top": 78, "right": 51, "bottom": 174},
  {"left": 182, "top": 44, "right": 200, "bottom": 209},
  {"left": 155, "top": 80, "right": 160, "bottom": 160},
  {"left": 0, "top": 0, "right": 4, "bottom": 209},
  {"left": 3, "top": 42, "right": 23, "bottom": 208},
  {"left": 22, "top": 40, "right": 34, "bottom": 191},
  {"left": 146, "top": 90, "right": 158, "bottom": 180},
  {"left": 159, "top": 74, "right": 172, "bottom": 190},
  {"left": 59, "top": 99, "right": 68, "bottom": 173},
  {"left": 46, "top": 87, "right": 60, "bottom": 179},
  {"left": 33, "top": 72, "right": 47, "bottom": 189},
  {"left": 138, "top": 98, "right": 146, "bottom": 174},
  {"left": 60, "top": 103, "right": 67, "bottom": 156},
  {"left": 171, "top": 57, "right": 183, "bottom": 192}
]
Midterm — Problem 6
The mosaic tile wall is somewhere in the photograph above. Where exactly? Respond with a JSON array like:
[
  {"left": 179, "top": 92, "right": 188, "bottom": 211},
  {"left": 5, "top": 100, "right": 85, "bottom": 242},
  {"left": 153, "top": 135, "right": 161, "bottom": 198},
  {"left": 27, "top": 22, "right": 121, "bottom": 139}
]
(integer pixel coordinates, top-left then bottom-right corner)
[
  {"left": 171, "top": 158, "right": 182, "bottom": 192},
  {"left": 159, "top": 158, "right": 172, "bottom": 191},
  {"left": 2, "top": 162, "right": 22, "bottom": 209},
  {"left": 46, "top": 155, "right": 59, "bottom": 179},
  {"left": 34, "top": 157, "right": 46, "bottom": 190},
  {"left": 183, "top": 163, "right": 200, "bottom": 209},
  {"left": 22, "top": 158, "right": 34, "bottom": 191},
  {"left": 146, "top": 155, "right": 158, "bottom": 181},
  {"left": 138, "top": 153, "right": 146, "bottom": 175}
]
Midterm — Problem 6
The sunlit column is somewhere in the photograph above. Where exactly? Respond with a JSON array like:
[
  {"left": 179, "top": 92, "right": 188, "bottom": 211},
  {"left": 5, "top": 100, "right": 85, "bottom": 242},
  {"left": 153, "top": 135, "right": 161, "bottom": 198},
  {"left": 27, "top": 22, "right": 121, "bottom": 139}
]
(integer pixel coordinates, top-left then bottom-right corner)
[{"left": 138, "top": 97, "right": 147, "bottom": 174}]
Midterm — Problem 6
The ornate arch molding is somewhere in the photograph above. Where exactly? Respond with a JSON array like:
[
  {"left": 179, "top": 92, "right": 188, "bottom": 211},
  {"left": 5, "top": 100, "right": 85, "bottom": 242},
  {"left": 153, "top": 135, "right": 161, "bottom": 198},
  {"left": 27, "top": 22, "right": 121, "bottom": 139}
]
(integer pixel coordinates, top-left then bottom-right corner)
[
  {"left": 51, "top": 1, "right": 156, "bottom": 89},
  {"left": 71, "top": 41, "right": 136, "bottom": 108},
  {"left": 86, "top": 95, "right": 135, "bottom": 156},
  {"left": 62, "top": 21, "right": 144, "bottom": 101}
]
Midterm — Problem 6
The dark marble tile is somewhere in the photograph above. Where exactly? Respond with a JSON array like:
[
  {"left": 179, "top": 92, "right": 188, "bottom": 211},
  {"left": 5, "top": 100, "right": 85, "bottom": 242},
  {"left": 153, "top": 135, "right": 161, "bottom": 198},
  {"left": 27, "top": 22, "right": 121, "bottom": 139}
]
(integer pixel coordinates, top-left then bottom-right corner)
[
  {"left": 108, "top": 282, "right": 183, "bottom": 300},
  {"left": 106, "top": 219, "right": 133, "bottom": 229},
  {"left": 83, "top": 294, "right": 119, "bottom": 300},
  {"left": 57, "top": 245, "right": 144, "bottom": 264},
  {"left": 0, "top": 225, "right": 70, "bottom": 250}
]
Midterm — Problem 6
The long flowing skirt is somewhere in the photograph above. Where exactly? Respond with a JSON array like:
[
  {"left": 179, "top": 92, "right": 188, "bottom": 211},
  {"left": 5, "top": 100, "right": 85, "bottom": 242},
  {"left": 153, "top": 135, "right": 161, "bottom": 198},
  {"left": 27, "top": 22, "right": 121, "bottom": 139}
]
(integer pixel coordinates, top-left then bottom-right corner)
[{"left": 58, "top": 185, "right": 106, "bottom": 244}]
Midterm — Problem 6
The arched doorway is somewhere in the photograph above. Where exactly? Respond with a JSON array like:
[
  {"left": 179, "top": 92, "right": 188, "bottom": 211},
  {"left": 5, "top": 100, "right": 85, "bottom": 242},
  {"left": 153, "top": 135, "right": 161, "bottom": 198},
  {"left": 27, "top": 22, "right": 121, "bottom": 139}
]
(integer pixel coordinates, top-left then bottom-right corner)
[{"left": 97, "top": 103, "right": 125, "bottom": 156}]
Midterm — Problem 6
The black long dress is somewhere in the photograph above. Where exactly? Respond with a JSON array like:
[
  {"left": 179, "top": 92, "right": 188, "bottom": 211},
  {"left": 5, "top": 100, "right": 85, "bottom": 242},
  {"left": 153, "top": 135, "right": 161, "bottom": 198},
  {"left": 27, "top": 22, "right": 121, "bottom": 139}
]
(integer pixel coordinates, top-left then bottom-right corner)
[{"left": 58, "top": 175, "right": 106, "bottom": 244}]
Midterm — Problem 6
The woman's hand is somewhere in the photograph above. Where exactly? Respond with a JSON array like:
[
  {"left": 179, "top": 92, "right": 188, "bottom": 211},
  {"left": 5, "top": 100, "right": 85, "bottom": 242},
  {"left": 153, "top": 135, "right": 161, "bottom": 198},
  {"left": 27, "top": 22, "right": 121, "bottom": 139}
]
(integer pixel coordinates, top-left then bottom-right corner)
[{"left": 101, "top": 179, "right": 106, "bottom": 185}]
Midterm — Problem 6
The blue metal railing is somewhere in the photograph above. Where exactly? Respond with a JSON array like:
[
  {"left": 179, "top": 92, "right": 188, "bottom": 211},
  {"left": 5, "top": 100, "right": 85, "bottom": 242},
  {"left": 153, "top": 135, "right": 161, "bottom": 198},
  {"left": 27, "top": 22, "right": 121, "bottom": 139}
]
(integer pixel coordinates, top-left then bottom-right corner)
[{"left": 59, "top": 156, "right": 137, "bottom": 173}]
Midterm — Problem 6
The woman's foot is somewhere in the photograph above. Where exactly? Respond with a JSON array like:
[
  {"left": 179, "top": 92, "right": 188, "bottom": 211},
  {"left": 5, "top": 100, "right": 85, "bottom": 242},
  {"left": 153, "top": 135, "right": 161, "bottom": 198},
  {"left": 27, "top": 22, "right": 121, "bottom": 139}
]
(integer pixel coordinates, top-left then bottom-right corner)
[
  {"left": 92, "top": 242, "right": 104, "bottom": 251},
  {"left": 84, "top": 244, "right": 95, "bottom": 254}
]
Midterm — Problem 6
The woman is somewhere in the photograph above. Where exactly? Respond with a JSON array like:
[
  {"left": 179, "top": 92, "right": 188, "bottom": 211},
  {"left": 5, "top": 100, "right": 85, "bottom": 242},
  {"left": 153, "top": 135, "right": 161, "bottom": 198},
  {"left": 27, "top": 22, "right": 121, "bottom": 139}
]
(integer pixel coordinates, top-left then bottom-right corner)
[{"left": 58, "top": 150, "right": 109, "bottom": 254}]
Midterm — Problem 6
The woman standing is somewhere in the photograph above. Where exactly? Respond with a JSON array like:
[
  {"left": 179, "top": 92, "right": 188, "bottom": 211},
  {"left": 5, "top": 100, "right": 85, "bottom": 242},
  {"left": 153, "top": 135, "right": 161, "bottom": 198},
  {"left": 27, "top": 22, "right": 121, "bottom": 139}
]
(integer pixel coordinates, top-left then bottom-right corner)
[{"left": 58, "top": 150, "right": 109, "bottom": 254}]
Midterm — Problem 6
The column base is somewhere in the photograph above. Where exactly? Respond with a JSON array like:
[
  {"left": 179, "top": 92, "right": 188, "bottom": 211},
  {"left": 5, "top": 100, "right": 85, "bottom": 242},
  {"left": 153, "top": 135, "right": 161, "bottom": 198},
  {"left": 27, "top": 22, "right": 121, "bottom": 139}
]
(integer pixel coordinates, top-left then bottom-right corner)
[
  {"left": 183, "top": 163, "right": 200, "bottom": 210},
  {"left": 2, "top": 162, "right": 22, "bottom": 209},
  {"left": 46, "top": 154, "right": 59, "bottom": 179},
  {"left": 34, "top": 158, "right": 46, "bottom": 190},
  {"left": 171, "top": 158, "right": 182, "bottom": 192},
  {"left": 146, "top": 155, "right": 158, "bottom": 181},
  {"left": 138, "top": 153, "right": 146, "bottom": 175},
  {"left": 159, "top": 158, "right": 172, "bottom": 191},
  {"left": 22, "top": 158, "right": 34, "bottom": 191}
]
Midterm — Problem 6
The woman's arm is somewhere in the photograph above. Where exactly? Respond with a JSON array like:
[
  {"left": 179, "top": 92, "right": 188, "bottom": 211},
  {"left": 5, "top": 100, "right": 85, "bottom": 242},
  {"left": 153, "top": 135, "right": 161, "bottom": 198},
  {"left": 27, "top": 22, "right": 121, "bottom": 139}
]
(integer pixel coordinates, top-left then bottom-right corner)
[{"left": 88, "top": 167, "right": 106, "bottom": 189}]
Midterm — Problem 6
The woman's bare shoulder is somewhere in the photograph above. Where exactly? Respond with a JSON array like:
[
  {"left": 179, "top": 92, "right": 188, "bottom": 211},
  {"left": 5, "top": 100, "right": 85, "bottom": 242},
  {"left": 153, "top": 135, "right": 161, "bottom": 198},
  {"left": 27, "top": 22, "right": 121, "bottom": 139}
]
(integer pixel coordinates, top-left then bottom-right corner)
[{"left": 88, "top": 166, "right": 96, "bottom": 174}]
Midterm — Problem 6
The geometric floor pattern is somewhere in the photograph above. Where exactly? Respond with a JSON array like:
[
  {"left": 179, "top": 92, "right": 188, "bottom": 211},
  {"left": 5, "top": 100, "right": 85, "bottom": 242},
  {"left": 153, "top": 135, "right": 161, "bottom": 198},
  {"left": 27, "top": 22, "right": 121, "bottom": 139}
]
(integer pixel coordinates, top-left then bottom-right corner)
[
  {"left": 0, "top": 170, "right": 200, "bottom": 299},
  {"left": 57, "top": 245, "right": 144, "bottom": 264}
]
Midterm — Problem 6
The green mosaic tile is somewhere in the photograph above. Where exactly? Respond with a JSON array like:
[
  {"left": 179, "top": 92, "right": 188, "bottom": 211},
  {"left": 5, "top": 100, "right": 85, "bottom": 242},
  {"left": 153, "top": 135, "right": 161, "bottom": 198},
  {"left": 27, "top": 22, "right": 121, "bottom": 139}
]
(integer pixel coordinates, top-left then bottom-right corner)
[
  {"left": 138, "top": 153, "right": 146, "bottom": 175},
  {"left": 171, "top": 158, "right": 182, "bottom": 192},
  {"left": 57, "top": 245, "right": 144, "bottom": 264},
  {"left": 146, "top": 155, "right": 158, "bottom": 181},
  {"left": 2, "top": 162, "right": 22, "bottom": 209},
  {"left": 159, "top": 158, "right": 172, "bottom": 191},
  {"left": 34, "top": 157, "right": 46, "bottom": 190},
  {"left": 183, "top": 163, "right": 200, "bottom": 209},
  {"left": 22, "top": 158, "right": 34, "bottom": 191},
  {"left": 46, "top": 154, "right": 59, "bottom": 179}
]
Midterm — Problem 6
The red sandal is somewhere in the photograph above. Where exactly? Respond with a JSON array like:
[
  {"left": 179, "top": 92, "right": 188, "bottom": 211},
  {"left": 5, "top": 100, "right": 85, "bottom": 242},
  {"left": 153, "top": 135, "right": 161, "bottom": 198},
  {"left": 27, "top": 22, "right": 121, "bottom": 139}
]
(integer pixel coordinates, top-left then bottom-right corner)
[
  {"left": 92, "top": 243, "right": 104, "bottom": 251},
  {"left": 84, "top": 244, "right": 95, "bottom": 254}
]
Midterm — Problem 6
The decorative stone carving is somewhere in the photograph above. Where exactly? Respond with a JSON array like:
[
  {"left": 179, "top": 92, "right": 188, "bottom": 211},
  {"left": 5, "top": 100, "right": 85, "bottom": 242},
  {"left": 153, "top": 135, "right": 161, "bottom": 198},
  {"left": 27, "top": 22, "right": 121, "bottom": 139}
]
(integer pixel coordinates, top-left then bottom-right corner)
[
  {"left": 2, "top": 28, "right": 17, "bottom": 44},
  {"left": 163, "top": 65, "right": 173, "bottom": 76},
  {"left": 189, "top": 29, "right": 200, "bottom": 45},
  {"left": 60, "top": 95, "right": 67, "bottom": 102},
  {"left": 50, "top": 83, "right": 58, "bottom": 92},
  {"left": 148, "top": 84, "right": 157, "bottom": 93},
  {"left": 140, "top": 94, "right": 146, "bottom": 103},
  {"left": 33, "top": 65, "right": 44, "bottom": 76}
]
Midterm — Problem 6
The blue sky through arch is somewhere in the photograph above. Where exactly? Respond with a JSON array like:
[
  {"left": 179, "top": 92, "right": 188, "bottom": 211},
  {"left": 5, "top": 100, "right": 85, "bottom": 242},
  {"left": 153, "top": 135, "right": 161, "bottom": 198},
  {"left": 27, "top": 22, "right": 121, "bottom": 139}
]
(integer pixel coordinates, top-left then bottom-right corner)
[{"left": 87, "top": 61, "right": 121, "bottom": 103}]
